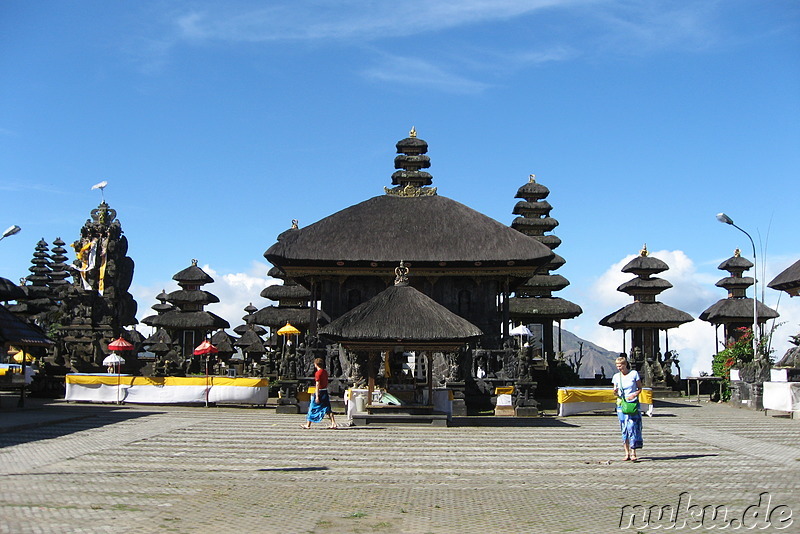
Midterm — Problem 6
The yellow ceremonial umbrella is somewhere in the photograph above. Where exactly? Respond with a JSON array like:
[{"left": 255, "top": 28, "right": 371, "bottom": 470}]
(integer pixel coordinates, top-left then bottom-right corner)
[
  {"left": 11, "top": 350, "right": 35, "bottom": 364},
  {"left": 276, "top": 323, "right": 300, "bottom": 375},
  {"left": 276, "top": 322, "right": 301, "bottom": 336}
]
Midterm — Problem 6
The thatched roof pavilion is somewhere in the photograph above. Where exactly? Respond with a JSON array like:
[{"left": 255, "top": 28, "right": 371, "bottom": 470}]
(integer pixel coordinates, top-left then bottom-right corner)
[
  {"left": 265, "top": 130, "right": 553, "bottom": 345},
  {"left": 319, "top": 264, "right": 483, "bottom": 350},
  {"left": 267, "top": 194, "right": 552, "bottom": 268},
  {"left": 0, "top": 304, "right": 53, "bottom": 347},
  {"left": 0, "top": 303, "right": 53, "bottom": 406},
  {"left": 319, "top": 262, "right": 482, "bottom": 408},
  {"left": 769, "top": 258, "right": 800, "bottom": 297}
]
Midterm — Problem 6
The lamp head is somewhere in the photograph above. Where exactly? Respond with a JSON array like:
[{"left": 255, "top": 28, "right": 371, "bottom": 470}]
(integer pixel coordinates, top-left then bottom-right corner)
[
  {"left": 716, "top": 213, "right": 734, "bottom": 225},
  {"left": 1, "top": 225, "right": 21, "bottom": 239}
]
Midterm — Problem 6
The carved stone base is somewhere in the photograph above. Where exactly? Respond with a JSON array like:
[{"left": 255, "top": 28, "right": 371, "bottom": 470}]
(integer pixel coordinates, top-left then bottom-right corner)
[
  {"left": 515, "top": 406, "right": 539, "bottom": 417},
  {"left": 494, "top": 405, "right": 515, "bottom": 416},
  {"left": 446, "top": 381, "right": 467, "bottom": 416},
  {"left": 451, "top": 399, "right": 468, "bottom": 417}
]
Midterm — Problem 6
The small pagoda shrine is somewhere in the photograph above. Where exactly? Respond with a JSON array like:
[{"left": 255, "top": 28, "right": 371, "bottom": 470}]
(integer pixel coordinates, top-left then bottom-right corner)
[
  {"left": 252, "top": 266, "right": 327, "bottom": 337},
  {"left": 508, "top": 174, "right": 582, "bottom": 363},
  {"left": 210, "top": 328, "right": 238, "bottom": 370},
  {"left": 234, "top": 303, "right": 268, "bottom": 375},
  {"left": 599, "top": 245, "right": 693, "bottom": 388},
  {"left": 700, "top": 249, "right": 779, "bottom": 349},
  {"left": 142, "top": 260, "right": 229, "bottom": 372}
]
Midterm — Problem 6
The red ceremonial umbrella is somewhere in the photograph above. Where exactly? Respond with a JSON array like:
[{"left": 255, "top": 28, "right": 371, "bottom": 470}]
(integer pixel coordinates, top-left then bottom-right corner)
[
  {"left": 193, "top": 340, "right": 218, "bottom": 356},
  {"left": 194, "top": 340, "right": 218, "bottom": 406},
  {"left": 108, "top": 337, "right": 134, "bottom": 352}
]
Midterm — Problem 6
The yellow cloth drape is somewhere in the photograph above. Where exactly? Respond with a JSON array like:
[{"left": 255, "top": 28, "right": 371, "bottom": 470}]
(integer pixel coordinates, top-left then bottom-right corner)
[
  {"left": 557, "top": 388, "right": 653, "bottom": 404},
  {"left": 66, "top": 375, "right": 269, "bottom": 387}
]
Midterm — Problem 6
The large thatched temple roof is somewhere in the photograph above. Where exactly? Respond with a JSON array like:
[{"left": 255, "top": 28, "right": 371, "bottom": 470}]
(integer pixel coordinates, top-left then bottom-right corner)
[
  {"left": 265, "top": 130, "right": 553, "bottom": 278},
  {"left": 266, "top": 194, "right": 553, "bottom": 267}
]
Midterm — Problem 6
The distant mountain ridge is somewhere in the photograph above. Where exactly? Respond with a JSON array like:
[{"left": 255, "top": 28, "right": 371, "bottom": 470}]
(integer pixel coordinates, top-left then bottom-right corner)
[{"left": 554, "top": 327, "right": 619, "bottom": 379}]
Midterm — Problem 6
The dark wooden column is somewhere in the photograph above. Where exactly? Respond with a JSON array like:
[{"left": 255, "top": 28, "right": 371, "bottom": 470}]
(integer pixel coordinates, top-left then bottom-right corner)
[
  {"left": 502, "top": 278, "right": 510, "bottom": 339},
  {"left": 309, "top": 277, "right": 318, "bottom": 337}
]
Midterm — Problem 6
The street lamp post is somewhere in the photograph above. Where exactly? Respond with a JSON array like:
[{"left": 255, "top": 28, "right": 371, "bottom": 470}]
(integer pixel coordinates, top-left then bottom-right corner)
[
  {"left": 0, "top": 225, "right": 21, "bottom": 242},
  {"left": 716, "top": 213, "right": 759, "bottom": 358}
]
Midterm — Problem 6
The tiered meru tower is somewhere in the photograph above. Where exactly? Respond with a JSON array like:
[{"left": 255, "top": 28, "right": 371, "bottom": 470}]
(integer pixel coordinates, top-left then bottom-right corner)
[
  {"left": 599, "top": 246, "right": 693, "bottom": 387},
  {"left": 7, "top": 239, "right": 56, "bottom": 321},
  {"left": 142, "top": 260, "right": 230, "bottom": 359},
  {"left": 700, "top": 249, "right": 778, "bottom": 349},
  {"left": 508, "top": 175, "right": 582, "bottom": 360}
]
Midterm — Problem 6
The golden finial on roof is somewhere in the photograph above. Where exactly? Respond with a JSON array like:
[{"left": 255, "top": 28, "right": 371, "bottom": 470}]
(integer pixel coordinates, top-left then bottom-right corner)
[
  {"left": 640, "top": 244, "right": 648, "bottom": 257},
  {"left": 191, "top": 259, "right": 198, "bottom": 266},
  {"left": 409, "top": 126, "right": 417, "bottom": 138},
  {"left": 291, "top": 219, "right": 299, "bottom": 229},
  {"left": 734, "top": 248, "right": 741, "bottom": 257},
  {"left": 529, "top": 174, "right": 536, "bottom": 183}
]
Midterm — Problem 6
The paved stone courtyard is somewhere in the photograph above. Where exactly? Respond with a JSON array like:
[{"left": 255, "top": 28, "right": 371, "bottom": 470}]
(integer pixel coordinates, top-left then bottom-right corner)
[{"left": 1, "top": 397, "right": 798, "bottom": 533}]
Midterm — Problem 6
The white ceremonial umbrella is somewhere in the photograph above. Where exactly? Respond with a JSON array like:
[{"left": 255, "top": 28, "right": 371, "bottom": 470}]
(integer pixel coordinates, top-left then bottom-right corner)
[
  {"left": 102, "top": 353, "right": 126, "bottom": 403},
  {"left": 102, "top": 354, "right": 125, "bottom": 366},
  {"left": 509, "top": 324, "right": 533, "bottom": 337},
  {"left": 509, "top": 324, "right": 533, "bottom": 349}
]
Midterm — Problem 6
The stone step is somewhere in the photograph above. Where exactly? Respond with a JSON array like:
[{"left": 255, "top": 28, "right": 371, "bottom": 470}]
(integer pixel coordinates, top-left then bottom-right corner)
[{"left": 351, "top": 412, "right": 449, "bottom": 427}]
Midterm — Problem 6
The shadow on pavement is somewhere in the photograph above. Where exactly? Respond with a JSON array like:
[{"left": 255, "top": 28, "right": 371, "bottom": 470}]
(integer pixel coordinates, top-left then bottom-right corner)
[
  {"left": 0, "top": 402, "right": 159, "bottom": 448},
  {"left": 653, "top": 400, "right": 703, "bottom": 408},
  {"left": 642, "top": 453, "right": 719, "bottom": 461},
  {"left": 450, "top": 416, "right": 579, "bottom": 428},
  {"left": 258, "top": 466, "right": 329, "bottom": 472}
]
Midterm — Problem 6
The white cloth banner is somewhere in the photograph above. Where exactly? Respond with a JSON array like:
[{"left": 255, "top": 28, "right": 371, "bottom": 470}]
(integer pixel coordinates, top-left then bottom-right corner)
[
  {"left": 763, "top": 381, "right": 800, "bottom": 413},
  {"left": 64, "top": 375, "right": 268, "bottom": 405}
]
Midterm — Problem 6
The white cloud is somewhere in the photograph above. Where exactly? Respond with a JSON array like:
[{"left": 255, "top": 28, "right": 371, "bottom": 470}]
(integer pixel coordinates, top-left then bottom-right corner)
[
  {"left": 172, "top": 1, "right": 582, "bottom": 43},
  {"left": 590, "top": 1, "right": 720, "bottom": 55},
  {"left": 130, "top": 1, "right": 731, "bottom": 88},
  {"left": 514, "top": 46, "right": 578, "bottom": 65},
  {"left": 362, "top": 54, "right": 491, "bottom": 94},
  {"left": 166, "top": 0, "right": 722, "bottom": 56}
]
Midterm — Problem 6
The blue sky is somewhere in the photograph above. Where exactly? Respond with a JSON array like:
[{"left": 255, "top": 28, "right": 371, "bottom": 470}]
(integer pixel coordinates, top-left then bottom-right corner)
[{"left": 2, "top": 1, "right": 799, "bottom": 375}]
